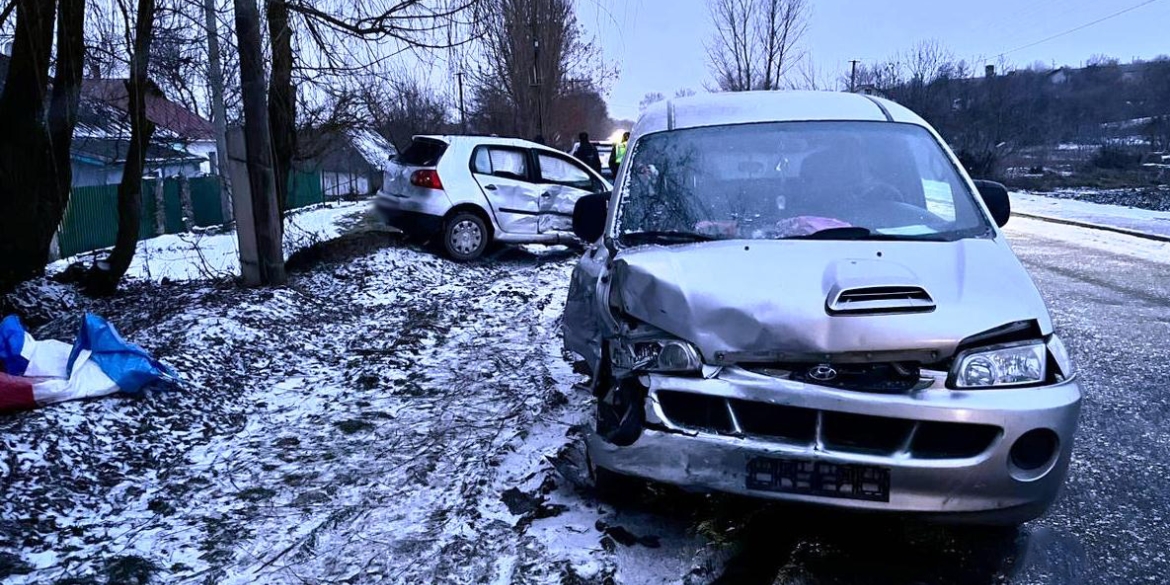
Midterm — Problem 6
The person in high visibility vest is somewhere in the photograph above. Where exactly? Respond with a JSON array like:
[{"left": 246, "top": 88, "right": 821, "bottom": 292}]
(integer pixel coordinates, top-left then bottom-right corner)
[{"left": 608, "top": 131, "right": 630, "bottom": 175}]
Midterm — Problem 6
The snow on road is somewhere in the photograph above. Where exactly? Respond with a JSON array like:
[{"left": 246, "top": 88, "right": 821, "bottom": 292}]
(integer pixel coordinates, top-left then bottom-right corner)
[
  {"left": 1005, "top": 216, "right": 1170, "bottom": 267},
  {"left": 1010, "top": 191, "right": 1170, "bottom": 238},
  {"left": 47, "top": 200, "right": 370, "bottom": 282}
]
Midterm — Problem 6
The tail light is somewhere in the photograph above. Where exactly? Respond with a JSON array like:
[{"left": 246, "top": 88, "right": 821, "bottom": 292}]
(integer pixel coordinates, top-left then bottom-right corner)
[{"left": 410, "top": 169, "right": 444, "bottom": 190}]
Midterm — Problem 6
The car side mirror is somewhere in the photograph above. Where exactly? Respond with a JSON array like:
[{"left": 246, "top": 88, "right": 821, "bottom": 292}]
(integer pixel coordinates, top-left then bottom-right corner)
[
  {"left": 973, "top": 180, "right": 1010, "bottom": 227},
  {"left": 573, "top": 191, "right": 610, "bottom": 242}
]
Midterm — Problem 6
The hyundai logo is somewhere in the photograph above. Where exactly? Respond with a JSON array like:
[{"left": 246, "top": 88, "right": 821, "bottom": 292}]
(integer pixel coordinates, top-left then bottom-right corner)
[{"left": 808, "top": 364, "right": 838, "bottom": 382}]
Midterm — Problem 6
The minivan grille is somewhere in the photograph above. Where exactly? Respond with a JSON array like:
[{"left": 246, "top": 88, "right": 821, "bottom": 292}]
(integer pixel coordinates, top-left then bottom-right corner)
[
  {"left": 655, "top": 390, "right": 999, "bottom": 459},
  {"left": 827, "top": 286, "right": 935, "bottom": 314}
]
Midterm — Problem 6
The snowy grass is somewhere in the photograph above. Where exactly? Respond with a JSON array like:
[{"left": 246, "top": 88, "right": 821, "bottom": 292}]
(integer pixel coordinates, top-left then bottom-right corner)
[{"left": 47, "top": 200, "right": 371, "bottom": 282}]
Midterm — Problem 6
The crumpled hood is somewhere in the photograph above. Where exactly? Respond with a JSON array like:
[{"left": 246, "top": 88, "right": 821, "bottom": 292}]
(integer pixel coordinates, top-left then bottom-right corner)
[{"left": 610, "top": 238, "right": 1051, "bottom": 362}]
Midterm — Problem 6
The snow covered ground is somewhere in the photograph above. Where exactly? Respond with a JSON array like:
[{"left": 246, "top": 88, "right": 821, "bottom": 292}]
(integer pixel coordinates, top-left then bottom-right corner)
[
  {"left": 5, "top": 233, "right": 707, "bottom": 584},
  {"left": 47, "top": 200, "right": 370, "bottom": 282},
  {"left": 1011, "top": 191, "right": 1170, "bottom": 238}
]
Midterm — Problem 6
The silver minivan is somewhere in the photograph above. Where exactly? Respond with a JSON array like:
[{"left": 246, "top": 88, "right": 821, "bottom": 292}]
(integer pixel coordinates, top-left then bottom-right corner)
[{"left": 562, "top": 91, "right": 1081, "bottom": 525}]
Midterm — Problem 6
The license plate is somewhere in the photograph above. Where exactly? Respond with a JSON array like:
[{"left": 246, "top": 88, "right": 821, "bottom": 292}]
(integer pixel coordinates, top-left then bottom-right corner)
[{"left": 746, "top": 457, "right": 890, "bottom": 502}]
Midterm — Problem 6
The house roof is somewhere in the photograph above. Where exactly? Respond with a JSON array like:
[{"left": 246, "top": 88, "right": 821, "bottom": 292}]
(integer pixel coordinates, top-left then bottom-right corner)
[
  {"left": 71, "top": 136, "right": 203, "bottom": 166},
  {"left": 298, "top": 127, "right": 397, "bottom": 173},
  {"left": 82, "top": 78, "right": 213, "bottom": 140}
]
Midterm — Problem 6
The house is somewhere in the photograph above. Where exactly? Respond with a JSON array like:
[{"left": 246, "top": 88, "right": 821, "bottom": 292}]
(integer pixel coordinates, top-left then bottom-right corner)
[
  {"left": 80, "top": 78, "right": 218, "bottom": 177},
  {"left": 70, "top": 96, "right": 204, "bottom": 187},
  {"left": 1046, "top": 67, "right": 1071, "bottom": 85},
  {"left": 0, "top": 51, "right": 217, "bottom": 186},
  {"left": 297, "top": 128, "right": 397, "bottom": 197}
]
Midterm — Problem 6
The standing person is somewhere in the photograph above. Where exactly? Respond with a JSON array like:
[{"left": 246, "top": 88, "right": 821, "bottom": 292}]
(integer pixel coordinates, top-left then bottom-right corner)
[
  {"left": 609, "top": 131, "right": 630, "bottom": 175},
  {"left": 570, "top": 132, "right": 602, "bottom": 173}
]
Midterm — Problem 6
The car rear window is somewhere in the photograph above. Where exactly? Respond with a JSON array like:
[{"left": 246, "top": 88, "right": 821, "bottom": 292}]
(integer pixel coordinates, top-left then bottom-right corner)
[{"left": 397, "top": 138, "right": 448, "bottom": 166}]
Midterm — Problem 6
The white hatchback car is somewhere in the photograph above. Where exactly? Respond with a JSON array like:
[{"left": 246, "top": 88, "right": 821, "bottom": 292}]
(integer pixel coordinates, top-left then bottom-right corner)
[{"left": 376, "top": 135, "right": 612, "bottom": 260}]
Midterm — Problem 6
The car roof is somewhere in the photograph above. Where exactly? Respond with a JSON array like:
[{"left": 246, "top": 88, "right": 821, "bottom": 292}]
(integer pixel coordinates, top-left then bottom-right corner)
[
  {"left": 413, "top": 134, "right": 554, "bottom": 151},
  {"left": 632, "top": 90, "right": 928, "bottom": 138}
]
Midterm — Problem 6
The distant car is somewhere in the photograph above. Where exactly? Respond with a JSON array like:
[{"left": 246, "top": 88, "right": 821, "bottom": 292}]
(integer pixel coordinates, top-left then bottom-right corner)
[
  {"left": 376, "top": 135, "right": 612, "bottom": 260},
  {"left": 564, "top": 90, "right": 1081, "bottom": 526}
]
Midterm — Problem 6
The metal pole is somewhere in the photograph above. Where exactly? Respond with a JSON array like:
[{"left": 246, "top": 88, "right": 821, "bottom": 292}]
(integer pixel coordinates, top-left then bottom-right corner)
[
  {"left": 457, "top": 71, "right": 467, "bottom": 134},
  {"left": 849, "top": 59, "right": 860, "bottom": 93},
  {"left": 534, "top": 38, "right": 544, "bottom": 138}
]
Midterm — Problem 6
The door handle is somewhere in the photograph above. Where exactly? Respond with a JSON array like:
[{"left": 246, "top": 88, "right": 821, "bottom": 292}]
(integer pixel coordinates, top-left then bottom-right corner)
[{"left": 485, "top": 184, "right": 498, "bottom": 191}]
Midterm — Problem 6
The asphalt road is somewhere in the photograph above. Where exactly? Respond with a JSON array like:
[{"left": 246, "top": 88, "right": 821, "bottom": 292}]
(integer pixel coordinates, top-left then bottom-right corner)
[{"left": 623, "top": 219, "right": 1170, "bottom": 585}]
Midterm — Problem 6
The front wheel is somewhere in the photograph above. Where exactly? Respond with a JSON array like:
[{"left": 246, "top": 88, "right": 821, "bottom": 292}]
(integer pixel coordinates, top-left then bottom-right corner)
[{"left": 443, "top": 212, "right": 489, "bottom": 261}]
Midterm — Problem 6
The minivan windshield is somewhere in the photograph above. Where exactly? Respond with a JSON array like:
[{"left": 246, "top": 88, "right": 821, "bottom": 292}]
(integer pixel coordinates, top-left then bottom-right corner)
[{"left": 616, "top": 121, "right": 991, "bottom": 244}]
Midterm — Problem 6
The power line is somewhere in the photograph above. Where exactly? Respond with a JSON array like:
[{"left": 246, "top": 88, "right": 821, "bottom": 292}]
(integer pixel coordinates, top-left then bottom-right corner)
[{"left": 993, "top": 0, "right": 1164, "bottom": 60}]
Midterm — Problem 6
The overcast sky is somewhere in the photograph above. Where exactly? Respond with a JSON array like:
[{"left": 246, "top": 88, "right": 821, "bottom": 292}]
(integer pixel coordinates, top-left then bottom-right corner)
[{"left": 579, "top": 0, "right": 1170, "bottom": 121}]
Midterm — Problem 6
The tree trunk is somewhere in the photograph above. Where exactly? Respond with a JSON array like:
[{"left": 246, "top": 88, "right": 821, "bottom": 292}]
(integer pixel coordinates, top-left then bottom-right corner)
[
  {"left": 178, "top": 174, "right": 194, "bottom": 231},
  {"left": 153, "top": 175, "right": 167, "bottom": 235},
  {"left": 0, "top": 0, "right": 58, "bottom": 292},
  {"left": 45, "top": 0, "right": 86, "bottom": 242},
  {"left": 87, "top": 0, "right": 157, "bottom": 294},
  {"left": 267, "top": 0, "right": 295, "bottom": 216},
  {"left": 235, "top": 0, "right": 287, "bottom": 285},
  {"left": 204, "top": 0, "right": 234, "bottom": 224}
]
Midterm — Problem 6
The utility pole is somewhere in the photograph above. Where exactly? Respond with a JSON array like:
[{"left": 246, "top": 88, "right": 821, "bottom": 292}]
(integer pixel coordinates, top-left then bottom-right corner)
[
  {"left": 530, "top": 15, "right": 544, "bottom": 140},
  {"left": 849, "top": 59, "right": 860, "bottom": 93},
  {"left": 456, "top": 71, "right": 467, "bottom": 134},
  {"left": 204, "top": 0, "right": 233, "bottom": 223}
]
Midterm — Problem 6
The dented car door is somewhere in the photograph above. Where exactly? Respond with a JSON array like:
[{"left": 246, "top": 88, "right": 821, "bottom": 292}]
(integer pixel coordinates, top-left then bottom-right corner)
[
  {"left": 534, "top": 152, "right": 599, "bottom": 233},
  {"left": 471, "top": 145, "right": 542, "bottom": 234}
]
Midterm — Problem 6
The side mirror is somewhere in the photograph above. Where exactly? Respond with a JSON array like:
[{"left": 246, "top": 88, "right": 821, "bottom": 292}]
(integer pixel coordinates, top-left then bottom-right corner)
[
  {"left": 573, "top": 191, "right": 610, "bottom": 242},
  {"left": 972, "top": 180, "right": 1010, "bottom": 227}
]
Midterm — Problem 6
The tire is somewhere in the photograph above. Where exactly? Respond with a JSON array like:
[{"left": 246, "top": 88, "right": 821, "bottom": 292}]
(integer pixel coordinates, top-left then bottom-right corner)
[{"left": 442, "top": 211, "right": 489, "bottom": 261}]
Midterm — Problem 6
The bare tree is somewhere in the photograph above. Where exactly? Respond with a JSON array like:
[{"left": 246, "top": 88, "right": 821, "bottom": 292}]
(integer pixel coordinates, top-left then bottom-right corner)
[
  {"left": 757, "top": 0, "right": 807, "bottom": 90},
  {"left": 470, "top": 0, "right": 611, "bottom": 143},
  {"left": 638, "top": 91, "right": 664, "bottom": 110},
  {"left": 88, "top": 0, "right": 160, "bottom": 293},
  {"left": 707, "top": 0, "right": 754, "bottom": 91},
  {"left": 234, "top": 0, "right": 285, "bottom": 285},
  {"left": 267, "top": 0, "right": 295, "bottom": 214},
  {"left": 706, "top": 0, "right": 808, "bottom": 92},
  {"left": 0, "top": 0, "right": 87, "bottom": 292}
]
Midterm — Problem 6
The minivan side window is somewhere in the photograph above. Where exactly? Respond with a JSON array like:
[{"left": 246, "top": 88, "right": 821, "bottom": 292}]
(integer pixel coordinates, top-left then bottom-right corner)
[{"left": 537, "top": 153, "right": 593, "bottom": 190}]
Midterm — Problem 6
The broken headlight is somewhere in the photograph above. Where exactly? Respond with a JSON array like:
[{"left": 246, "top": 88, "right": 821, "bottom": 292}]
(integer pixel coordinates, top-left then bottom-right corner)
[
  {"left": 610, "top": 338, "right": 702, "bottom": 373},
  {"left": 952, "top": 341, "right": 1046, "bottom": 388}
]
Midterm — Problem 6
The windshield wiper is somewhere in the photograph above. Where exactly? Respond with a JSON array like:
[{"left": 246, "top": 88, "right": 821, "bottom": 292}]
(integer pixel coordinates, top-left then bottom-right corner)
[
  {"left": 620, "top": 230, "right": 718, "bottom": 245},
  {"left": 783, "top": 227, "right": 949, "bottom": 241}
]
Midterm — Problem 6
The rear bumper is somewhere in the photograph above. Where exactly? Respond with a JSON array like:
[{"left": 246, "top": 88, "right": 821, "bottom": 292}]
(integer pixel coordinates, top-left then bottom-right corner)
[
  {"left": 589, "top": 367, "right": 1081, "bottom": 524},
  {"left": 375, "top": 191, "right": 448, "bottom": 236}
]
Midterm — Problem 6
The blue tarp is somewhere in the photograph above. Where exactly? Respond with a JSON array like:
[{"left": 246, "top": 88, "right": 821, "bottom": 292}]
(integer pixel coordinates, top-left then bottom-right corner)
[
  {"left": 0, "top": 315, "right": 29, "bottom": 376},
  {"left": 66, "top": 314, "right": 178, "bottom": 394}
]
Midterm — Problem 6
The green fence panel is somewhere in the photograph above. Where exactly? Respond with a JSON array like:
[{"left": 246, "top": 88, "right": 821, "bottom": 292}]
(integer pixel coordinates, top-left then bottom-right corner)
[
  {"left": 163, "top": 179, "right": 185, "bottom": 233},
  {"left": 190, "top": 176, "right": 225, "bottom": 226},
  {"left": 58, "top": 185, "right": 120, "bottom": 258},
  {"left": 287, "top": 171, "right": 323, "bottom": 210}
]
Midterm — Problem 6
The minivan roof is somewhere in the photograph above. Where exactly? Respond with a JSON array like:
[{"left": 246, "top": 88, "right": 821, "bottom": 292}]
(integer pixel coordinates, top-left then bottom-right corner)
[{"left": 632, "top": 91, "right": 928, "bottom": 137}]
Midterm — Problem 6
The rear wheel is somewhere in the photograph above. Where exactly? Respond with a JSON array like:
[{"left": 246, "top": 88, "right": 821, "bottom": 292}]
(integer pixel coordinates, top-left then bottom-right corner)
[{"left": 443, "top": 211, "right": 489, "bottom": 261}]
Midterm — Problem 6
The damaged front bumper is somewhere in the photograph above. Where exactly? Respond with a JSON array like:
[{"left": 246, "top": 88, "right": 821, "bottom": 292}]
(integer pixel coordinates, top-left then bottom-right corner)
[{"left": 588, "top": 366, "right": 1081, "bottom": 523}]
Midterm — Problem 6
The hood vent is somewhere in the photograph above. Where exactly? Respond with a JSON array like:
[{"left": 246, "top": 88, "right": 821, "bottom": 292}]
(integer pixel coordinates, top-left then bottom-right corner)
[{"left": 827, "top": 286, "right": 935, "bottom": 315}]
